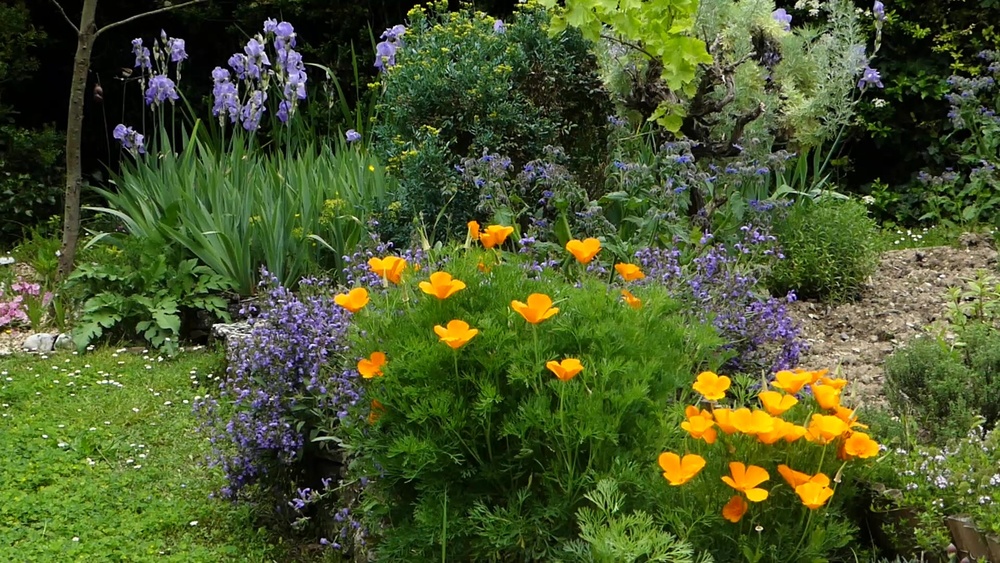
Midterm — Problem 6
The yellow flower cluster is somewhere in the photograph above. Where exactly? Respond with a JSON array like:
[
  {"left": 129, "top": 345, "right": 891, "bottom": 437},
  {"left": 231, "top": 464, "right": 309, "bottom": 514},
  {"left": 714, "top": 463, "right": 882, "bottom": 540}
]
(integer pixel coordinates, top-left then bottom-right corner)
[{"left": 659, "top": 368, "right": 880, "bottom": 522}]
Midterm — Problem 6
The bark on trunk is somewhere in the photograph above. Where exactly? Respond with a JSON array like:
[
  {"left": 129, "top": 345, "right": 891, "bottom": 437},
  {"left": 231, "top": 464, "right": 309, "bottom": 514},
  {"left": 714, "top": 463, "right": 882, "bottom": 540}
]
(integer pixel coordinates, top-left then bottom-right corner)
[{"left": 58, "top": 0, "right": 98, "bottom": 279}]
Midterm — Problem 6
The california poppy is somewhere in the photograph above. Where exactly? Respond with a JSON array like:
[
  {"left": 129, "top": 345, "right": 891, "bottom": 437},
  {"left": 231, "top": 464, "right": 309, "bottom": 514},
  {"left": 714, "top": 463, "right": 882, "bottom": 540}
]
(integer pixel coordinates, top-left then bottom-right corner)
[
  {"left": 757, "top": 419, "right": 793, "bottom": 445},
  {"left": 811, "top": 383, "right": 842, "bottom": 410},
  {"left": 434, "top": 320, "right": 479, "bottom": 349},
  {"left": 565, "top": 238, "right": 601, "bottom": 264},
  {"left": 731, "top": 408, "right": 776, "bottom": 436},
  {"left": 712, "top": 408, "right": 739, "bottom": 435},
  {"left": 805, "top": 414, "right": 849, "bottom": 444},
  {"left": 681, "top": 413, "right": 718, "bottom": 444},
  {"left": 842, "top": 431, "right": 880, "bottom": 459},
  {"left": 511, "top": 293, "right": 559, "bottom": 324},
  {"left": 368, "top": 399, "right": 384, "bottom": 424},
  {"left": 547, "top": 358, "right": 584, "bottom": 382},
  {"left": 368, "top": 256, "right": 407, "bottom": 285},
  {"left": 358, "top": 352, "right": 386, "bottom": 379},
  {"left": 658, "top": 452, "right": 706, "bottom": 486},
  {"left": 772, "top": 370, "right": 811, "bottom": 394},
  {"left": 334, "top": 287, "right": 370, "bottom": 313},
  {"left": 777, "top": 464, "right": 812, "bottom": 488},
  {"left": 620, "top": 289, "right": 642, "bottom": 309},
  {"left": 758, "top": 390, "right": 798, "bottom": 416},
  {"left": 467, "top": 220, "right": 481, "bottom": 241},
  {"left": 722, "top": 495, "right": 749, "bottom": 523},
  {"left": 818, "top": 375, "right": 848, "bottom": 390},
  {"left": 614, "top": 263, "right": 645, "bottom": 282},
  {"left": 480, "top": 225, "right": 514, "bottom": 249},
  {"left": 722, "top": 462, "right": 770, "bottom": 502},
  {"left": 692, "top": 371, "right": 731, "bottom": 401},
  {"left": 795, "top": 480, "right": 834, "bottom": 510},
  {"left": 418, "top": 271, "right": 467, "bottom": 300}
]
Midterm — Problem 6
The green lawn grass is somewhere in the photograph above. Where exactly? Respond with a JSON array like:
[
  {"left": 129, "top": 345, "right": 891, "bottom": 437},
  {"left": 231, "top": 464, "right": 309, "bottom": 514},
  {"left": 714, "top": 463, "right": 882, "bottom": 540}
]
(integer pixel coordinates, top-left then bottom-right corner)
[{"left": 0, "top": 346, "right": 317, "bottom": 562}]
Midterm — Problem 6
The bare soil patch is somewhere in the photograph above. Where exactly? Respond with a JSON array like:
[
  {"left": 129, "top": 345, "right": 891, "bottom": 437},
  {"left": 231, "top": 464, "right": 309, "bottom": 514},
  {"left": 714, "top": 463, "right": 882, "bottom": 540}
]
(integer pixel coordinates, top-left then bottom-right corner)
[{"left": 788, "top": 233, "right": 998, "bottom": 404}]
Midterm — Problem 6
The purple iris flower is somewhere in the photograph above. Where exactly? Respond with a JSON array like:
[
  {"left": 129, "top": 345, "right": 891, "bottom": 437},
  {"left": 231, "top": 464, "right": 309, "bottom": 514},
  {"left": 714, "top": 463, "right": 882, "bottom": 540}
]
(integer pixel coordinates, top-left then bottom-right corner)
[
  {"left": 168, "top": 37, "right": 187, "bottom": 62},
  {"left": 858, "top": 66, "right": 884, "bottom": 89},
  {"left": 494, "top": 20, "right": 505, "bottom": 34},
  {"left": 145, "top": 74, "right": 179, "bottom": 105},
  {"left": 345, "top": 129, "right": 361, "bottom": 143},
  {"left": 132, "top": 38, "right": 151, "bottom": 69},
  {"left": 873, "top": 1, "right": 886, "bottom": 22},
  {"left": 772, "top": 8, "right": 792, "bottom": 32}
]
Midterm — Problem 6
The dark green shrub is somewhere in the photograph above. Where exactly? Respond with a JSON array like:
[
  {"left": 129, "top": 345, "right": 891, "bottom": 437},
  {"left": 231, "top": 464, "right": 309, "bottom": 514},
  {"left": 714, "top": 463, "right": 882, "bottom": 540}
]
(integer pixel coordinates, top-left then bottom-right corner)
[
  {"left": 374, "top": 3, "right": 613, "bottom": 244},
  {"left": 0, "top": 125, "right": 64, "bottom": 246},
  {"left": 959, "top": 322, "right": 1000, "bottom": 431},
  {"left": 884, "top": 336, "right": 981, "bottom": 443},
  {"left": 766, "top": 197, "right": 879, "bottom": 301}
]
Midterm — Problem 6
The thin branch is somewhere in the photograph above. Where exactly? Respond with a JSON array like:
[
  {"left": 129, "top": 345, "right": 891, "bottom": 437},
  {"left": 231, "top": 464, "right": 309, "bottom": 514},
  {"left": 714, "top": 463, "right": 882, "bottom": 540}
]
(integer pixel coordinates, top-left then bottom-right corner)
[
  {"left": 95, "top": 0, "right": 206, "bottom": 39},
  {"left": 599, "top": 33, "right": 657, "bottom": 62},
  {"left": 47, "top": 0, "right": 79, "bottom": 34}
]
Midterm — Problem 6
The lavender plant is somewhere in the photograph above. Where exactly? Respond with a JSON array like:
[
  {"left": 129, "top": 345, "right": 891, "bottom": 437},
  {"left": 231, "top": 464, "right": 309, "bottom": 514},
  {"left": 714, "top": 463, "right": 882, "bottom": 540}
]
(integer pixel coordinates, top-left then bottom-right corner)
[
  {"left": 634, "top": 222, "right": 803, "bottom": 376},
  {"left": 195, "top": 271, "right": 360, "bottom": 517}
]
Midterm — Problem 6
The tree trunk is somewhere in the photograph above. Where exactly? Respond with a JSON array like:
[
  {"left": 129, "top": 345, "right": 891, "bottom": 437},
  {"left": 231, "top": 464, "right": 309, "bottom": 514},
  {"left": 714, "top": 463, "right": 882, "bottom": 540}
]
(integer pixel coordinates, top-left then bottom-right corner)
[{"left": 58, "top": 0, "right": 98, "bottom": 279}]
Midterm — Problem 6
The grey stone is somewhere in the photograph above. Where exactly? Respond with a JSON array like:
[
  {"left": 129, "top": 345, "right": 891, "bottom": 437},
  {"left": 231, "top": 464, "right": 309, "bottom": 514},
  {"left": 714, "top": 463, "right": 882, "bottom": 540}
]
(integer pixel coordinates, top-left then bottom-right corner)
[
  {"left": 211, "top": 322, "right": 253, "bottom": 348},
  {"left": 55, "top": 333, "right": 75, "bottom": 350},
  {"left": 22, "top": 333, "right": 56, "bottom": 352}
]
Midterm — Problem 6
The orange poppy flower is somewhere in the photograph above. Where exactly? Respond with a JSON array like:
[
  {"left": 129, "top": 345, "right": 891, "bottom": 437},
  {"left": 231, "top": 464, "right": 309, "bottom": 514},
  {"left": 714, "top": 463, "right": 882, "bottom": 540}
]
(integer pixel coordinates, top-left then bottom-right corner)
[
  {"left": 818, "top": 375, "right": 848, "bottom": 390},
  {"left": 477, "top": 261, "right": 491, "bottom": 273},
  {"left": 685, "top": 405, "right": 713, "bottom": 420},
  {"left": 511, "top": 293, "right": 559, "bottom": 324},
  {"left": 805, "top": 414, "right": 849, "bottom": 444},
  {"left": 479, "top": 225, "right": 514, "bottom": 249},
  {"left": 757, "top": 419, "right": 793, "bottom": 445},
  {"left": 811, "top": 384, "right": 842, "bottom": 410},
  {"left": 418, "top": 271, "right": 467, "bottom": 300},
  {"left": 620, "top": 289, "right": 642, "bottom": 309},
  {"left": 681, "top": 413, "right": 718, "bottom": 444},
  {"left": 772, "top": 370, "right": 812, "bottom": 394},
  {"left": 467, "top": 220, "right": 480, "bottom": 241},
  {"left": 547, "top": 358, "right": 584, "bottom": 382},
  {"left": 614, "top": 263, "right": 645, "bottom": 282},
  {"left": 713, "top": 408, "right": 739, "bottom": 434},
  {"left": 777, "top": 464, "right": 812, "bottom": 488},
  {"left": 658, "top": 452, "right": 706, "bottom": 486},
  {"left": 722, "top": 495, "right": 749, "bottom": 523},
  {"left": 722, "top": 462, "right": 770, "bottom": 502},
  {"left": 368, "top": 399, "right": 384, "bottom": 424},
  {"left": 795, "top": 479, "right": 835, "bottom": 510},
  {"left": 358, "top": 352, "right": 386, "bottom": 379},
  {"left": 758, "top": 390, "right": 798, "bottom": 416},
  {"left": 692, "top": 371, "right": 731, "bottom": 401},
  {"left": 433, "top": 320, "right": 479, "bottom": 349},
  {"left": 368, "top": 256, "right": 407, "bottom": 284},
  {"left": 783, "top": 424, "right": 808, "bottom": 443},
  {"left": 731, "top": 408, "right": 776, "bottom": 436},
  {"left": 806, "top": 369, "right": 829, "bottom": 384},
  {"left": 565, "top": 238, "right": 602, "bottom": 264},
  {"left": 833, "top": 406, "right": 868, "bottom": 429},
  {"left": 334, "top": 287, "right": 370, "bottom": 313},
  {"left": 842, "top": 432, "right": 880, "bottom": 459}
]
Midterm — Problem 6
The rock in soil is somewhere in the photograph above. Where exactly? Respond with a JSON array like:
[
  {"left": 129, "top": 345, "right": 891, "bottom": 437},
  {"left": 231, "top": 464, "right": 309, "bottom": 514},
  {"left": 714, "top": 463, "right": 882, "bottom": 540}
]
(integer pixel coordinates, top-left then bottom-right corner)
[{"left": 787, "top": 235, "right": 998, "bottom": 405}]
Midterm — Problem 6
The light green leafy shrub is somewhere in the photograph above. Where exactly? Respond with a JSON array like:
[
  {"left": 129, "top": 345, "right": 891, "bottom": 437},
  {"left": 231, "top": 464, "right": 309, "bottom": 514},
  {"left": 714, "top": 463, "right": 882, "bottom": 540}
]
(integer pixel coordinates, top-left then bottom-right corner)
[
  {"left": 338, "top": 247, "right": 722, "bottom": 560},
  {"left": 95, "top": 134, "right": 388, "bottom": 295},
  {"left": 766, "top": 197, "right": 880, "bottom": 301}
]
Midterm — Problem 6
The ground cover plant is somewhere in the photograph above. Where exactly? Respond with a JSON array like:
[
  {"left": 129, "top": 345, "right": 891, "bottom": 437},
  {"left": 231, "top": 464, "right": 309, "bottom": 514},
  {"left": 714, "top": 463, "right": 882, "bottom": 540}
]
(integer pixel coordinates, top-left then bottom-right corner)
[{"left": 0, "top": 347, "right": 310, "bottom": 562}]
